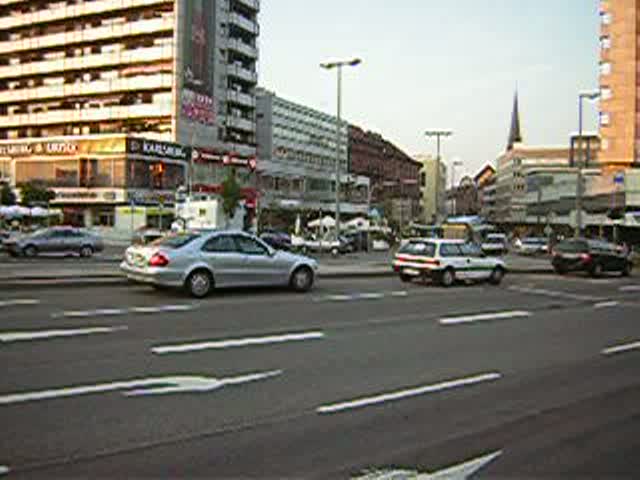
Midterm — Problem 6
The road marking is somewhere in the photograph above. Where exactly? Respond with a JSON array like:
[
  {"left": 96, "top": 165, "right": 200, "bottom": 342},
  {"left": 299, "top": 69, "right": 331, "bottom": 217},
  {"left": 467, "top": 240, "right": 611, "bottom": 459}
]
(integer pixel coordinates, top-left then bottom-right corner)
[
  {"left": 354, "top": 449, "right": 502, "bottom": 479},
  {"left": 152, "top": 331, "right": 325, "bottom": 354},
  {"left": 322, "top": 291, "right": 408, "bottom": 302},
  {"left": 594, "top": 301, "right": 619, "bottom": 309},
  {"left": 357, "top": 293, "right": 385, "bottom": 300},
  {"left": 52, "top": 303, "right": 198, "bottom": 318},
  {"left": 317, "top": 372, "right": 501, "bottom": 414},
  {"left": 327, "top": 294, "right": 354, "bottom": 301},
  {"left": 508, "top": 285, "right": 597, "bottom": 302},
  {"left": 439, "top": 310, "right": 531, "bottom": 326},
  {"left": 0, "top": 466, "right": 8, "bottom": 476},
  {"left": 0, "top": 299, "right": 39, "bottom": 308},
  {"left": 620, "top": 285, "right": 640, "bottom": 292},
  {"left": 601, "top": 340, "right": 640, "bottom": 356},
  {"left": 0, "top": 326, "right": 127, "bottom": 343},
  {"left": 391, "top": 291, "right": 409, "bottom": 297},
  {"left": 0, "top": 370, "right": 282, "bottom": 405}
]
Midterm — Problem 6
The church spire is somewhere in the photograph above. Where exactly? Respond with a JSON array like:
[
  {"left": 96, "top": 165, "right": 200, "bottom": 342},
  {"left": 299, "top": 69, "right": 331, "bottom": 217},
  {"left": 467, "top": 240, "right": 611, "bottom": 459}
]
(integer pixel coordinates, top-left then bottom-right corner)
[{"left": 507, "top": 91, "right": 523, "bottom": 150}]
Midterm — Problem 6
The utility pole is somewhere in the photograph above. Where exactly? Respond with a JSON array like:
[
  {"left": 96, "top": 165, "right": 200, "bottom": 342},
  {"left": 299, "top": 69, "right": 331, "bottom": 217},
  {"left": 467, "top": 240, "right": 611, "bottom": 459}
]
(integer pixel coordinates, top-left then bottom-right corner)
[
  {"left": 574, "top": 90, "right": 599, "bottom": 237},
  {"left": 424, "top": 130, "right": 452, "bottom": 223}
]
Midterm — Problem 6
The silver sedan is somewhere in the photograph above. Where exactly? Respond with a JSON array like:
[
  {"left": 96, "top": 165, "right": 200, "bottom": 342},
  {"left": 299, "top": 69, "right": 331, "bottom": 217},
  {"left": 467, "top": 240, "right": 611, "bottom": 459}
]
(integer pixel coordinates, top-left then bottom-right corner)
[{"left": 120, "top": 230, "right": 319, "bottom": 298}]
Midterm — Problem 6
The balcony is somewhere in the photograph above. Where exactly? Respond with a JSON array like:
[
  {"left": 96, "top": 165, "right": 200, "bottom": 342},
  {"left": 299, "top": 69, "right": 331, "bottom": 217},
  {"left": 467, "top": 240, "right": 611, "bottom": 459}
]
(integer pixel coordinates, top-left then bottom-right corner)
[
  {"left": 0, "top": 0, "right": 173, "bottom": 30},
  {"left": 0, "top": 74, "right": 173, "bottom": 104},
  {"left": 227, "top": 90, "right": 255, "bottom": 109},
  {"left": 234, "top": 0, "right": 260, "bottom": 11},
  {"left": 0, "top": 46, "right": 174, "bottom": 80},
  {"left": 226, "top": 116, "right": 255, "bottom": 133},
  {"left": 227, "top": 63, "right": 258, "bottom": 84},
  {"left": 227, "top": 38, "right": 258, "bottom": 59},
  {"left": 229, "top": 12, "right": 259, "bottom": 35},
  {"left": 0, "top": 102, "right": 172, "bottom": 128},
  {"left": 0, "top": 16, "right": 175, "bottom": 55}
]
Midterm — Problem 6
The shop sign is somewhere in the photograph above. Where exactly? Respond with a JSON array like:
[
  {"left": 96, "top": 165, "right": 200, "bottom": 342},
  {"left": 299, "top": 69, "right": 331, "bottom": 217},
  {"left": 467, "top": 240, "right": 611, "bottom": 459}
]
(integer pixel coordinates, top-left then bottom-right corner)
[
  {"left": 51, "top": 189, "right": 125, "bottom": 203},
  {"left": 127, "top": 190, "right": 175, "bottom": 205},
  {"left": 127, "top": 139, "right": 188, "bottom": 161},
  {"left": 0, "top": 141, "right": 79, "bottom": 157}
]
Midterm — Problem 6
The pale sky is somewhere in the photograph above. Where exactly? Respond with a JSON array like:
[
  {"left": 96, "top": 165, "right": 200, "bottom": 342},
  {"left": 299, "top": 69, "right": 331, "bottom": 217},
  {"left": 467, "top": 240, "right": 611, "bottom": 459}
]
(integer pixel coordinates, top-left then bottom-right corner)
[{"left": 258, "top": 0, "right": 601, "bottom": 179}]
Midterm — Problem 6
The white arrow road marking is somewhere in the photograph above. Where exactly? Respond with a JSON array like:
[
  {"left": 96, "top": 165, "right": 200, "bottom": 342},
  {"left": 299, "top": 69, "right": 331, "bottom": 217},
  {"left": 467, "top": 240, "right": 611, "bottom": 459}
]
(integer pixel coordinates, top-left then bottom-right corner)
[
  {"left": 601, "top": 340, "right": 640, "bottom": 356},
  {"left": 0, "top": 299, "right": 40, "bottom": 308},
  {"left": 0, "top": 326, "right": 127, "bottom": 343},
  {"left": 353, "top": 450, "right": 503, "bottom": 479},
  {"left": 0, "top": 466, "right": 9, "bottom": 476},
  {"left": 0, "top": 370, "right": 282, "bottom": 405},
  {"left": 439, "top": 310, "right": 531, "bottom": 326},
  {"left": 594, "top": 301, "right": 619, "bottom": 309},
  {"left": 152, "top": 331, "right": 325, "bottom": 354},
  {"left": 317, "top": 372, "right": 501, "bottom": 414},
  {"left": 52, "top": 303, "right": 198, "bottom": 318}
]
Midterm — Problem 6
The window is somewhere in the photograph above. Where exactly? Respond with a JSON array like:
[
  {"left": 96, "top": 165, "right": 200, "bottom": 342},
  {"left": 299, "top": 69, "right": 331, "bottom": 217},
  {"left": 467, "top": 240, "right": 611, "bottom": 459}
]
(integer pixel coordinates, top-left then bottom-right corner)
[
  {"left": 439, "top": 243, "right": 462, "bottom": 257},
  {"left": 600, "top": 62, "right": 611, "bottom": 76},
  {"left": 203, "top": 235, "right": 238, "bottom": 253},
  {"left": 600, "top": 112, "right": 611, "bottom": 126},
  {"left": 601, "top": 87, "right": 612, "bottom": 100},
  {"left": 399, "top": 241, "right": 436, "bottom": 257},
  {"left": 600, "top": 35, "right": 611, "bottom": 50},
  {"left": 601, "top": 12, "right": 612, "bottom": 25},
  {"left": 235, "top": 235, "right": 269, "bottom": 255},
  {"left": 151, "top": 233, "right": 200, "bottom": 249},
  {"left": 459, "top": 243, "right": 483, "bottom": 257}
]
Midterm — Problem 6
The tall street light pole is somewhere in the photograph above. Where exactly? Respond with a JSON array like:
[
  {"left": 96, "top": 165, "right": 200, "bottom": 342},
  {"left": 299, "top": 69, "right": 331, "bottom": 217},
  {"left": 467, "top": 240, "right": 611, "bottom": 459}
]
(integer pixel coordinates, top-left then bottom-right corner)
[
  {"left": 451, "top": 159, "right": 463, "bottom": 217},
  {"left": 575, "top": 90, "right": 600, "bottom": 238},
  {"left": 424, "top": 130, "right": 452, "bottom": 223},
  {"left": 320, "top": 57, "right": 361, "bottom": 237}
]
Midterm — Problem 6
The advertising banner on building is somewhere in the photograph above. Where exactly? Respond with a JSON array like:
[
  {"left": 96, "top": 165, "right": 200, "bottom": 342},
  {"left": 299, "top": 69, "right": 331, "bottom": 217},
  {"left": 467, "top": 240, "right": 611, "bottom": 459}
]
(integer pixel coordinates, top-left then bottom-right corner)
[{"left": 181, "top": 0, "right": 215, "bottom": 127}]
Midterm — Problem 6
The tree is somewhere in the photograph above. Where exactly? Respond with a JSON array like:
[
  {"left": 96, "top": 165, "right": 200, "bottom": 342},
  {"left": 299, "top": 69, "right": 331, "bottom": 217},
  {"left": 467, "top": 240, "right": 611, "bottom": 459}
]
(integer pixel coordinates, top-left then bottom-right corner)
[
  {"left": 18, "top": 181, "right": 56, "bottom": 206},
  {"left": 0, "top": 183, "right": 16, "bottom": 205},
  {"left": 220, "top": 168, "right": 242, "bottom": 227}
]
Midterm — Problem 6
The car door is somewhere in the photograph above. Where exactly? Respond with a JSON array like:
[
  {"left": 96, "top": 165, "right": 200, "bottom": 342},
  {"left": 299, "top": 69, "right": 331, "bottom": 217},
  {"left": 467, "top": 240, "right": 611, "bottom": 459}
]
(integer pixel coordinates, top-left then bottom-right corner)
[
  {"left": 200, "top": 234, "right": 246, "bottom": 287},
  {"left": 438, "top": 243, "right": 470, "bottom": 279},
  {"left": 462, "top": 242, "right": 494, "bottom": 280},
  {"left": 42, "top": 229, "right": 66, "bottom": 254},
  {"left": 63, "top": 229, "right": 83, "bottom": 254},
  {"left": 234, "top": 234, "right": 285, "bottom": 286}
]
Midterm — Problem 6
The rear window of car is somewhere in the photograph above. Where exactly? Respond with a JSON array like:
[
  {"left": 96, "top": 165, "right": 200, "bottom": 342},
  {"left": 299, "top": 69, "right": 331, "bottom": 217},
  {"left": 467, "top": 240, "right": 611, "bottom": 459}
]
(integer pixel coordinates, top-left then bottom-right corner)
[
  {"left": 399, "top": 241, "right": 436, "bottom": 257},
  {"left": 523, "top": 238, "right": 545, "bottom": 245},
  {"left": 151, "top": 233, "right": 200, "bottom": 249},
  {"left": 486, "top": 234, "right": 506, "bottom": 241},
  {"left": 555, "top": 240, "right": 588, "bottom": 253}
]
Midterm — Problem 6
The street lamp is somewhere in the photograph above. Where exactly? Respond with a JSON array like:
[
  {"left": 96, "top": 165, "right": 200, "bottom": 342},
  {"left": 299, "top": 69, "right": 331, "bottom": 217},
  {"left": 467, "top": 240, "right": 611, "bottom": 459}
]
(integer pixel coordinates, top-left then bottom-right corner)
[
  {"left": 320, "top": 57, "right": 362, "bottom": 237},
  {"left": 574, "top": 89, "right": 600, "bottom": 237},
  {"left": 424, "top": 129, "right": 453, "bottom": 223},
  {"left": 450, "top": 158, "right": 463, "bottom": 217}
]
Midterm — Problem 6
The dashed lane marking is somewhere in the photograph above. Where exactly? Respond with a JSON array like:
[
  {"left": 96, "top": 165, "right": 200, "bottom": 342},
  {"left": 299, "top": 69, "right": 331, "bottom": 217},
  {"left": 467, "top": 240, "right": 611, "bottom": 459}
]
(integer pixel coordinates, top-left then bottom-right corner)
[
  {"left": 594, "top": 301, "right": 620, "bottom": 309},
  {"left": 0, "top": 299, "right": 40, "bottom": 308},
  {"left": 52, "top": 304, "right": 198, "bottom": 318},
  {"left": 152, "top": 331, "right": 325, "bottom": 354},
  {"left": 439, "top": 310, "right": 531, "bottom": 326},
  {"left": 602, "top": 340, "right": 640, "bottom": 356},
  {"left": 317, "top": 372, "right": 502, "bottom": 414},
  {"left": 319, "top": 291, "right": 408, "bottom": 302},
  {"left": 0, "top": 326, "right": 127, "bottom": 343},
  {"left": 620, "top": 285, "right": 640, "bottom": 292},
  {"left": 508, "top": 285, "right": 601, "bottom": 302}
]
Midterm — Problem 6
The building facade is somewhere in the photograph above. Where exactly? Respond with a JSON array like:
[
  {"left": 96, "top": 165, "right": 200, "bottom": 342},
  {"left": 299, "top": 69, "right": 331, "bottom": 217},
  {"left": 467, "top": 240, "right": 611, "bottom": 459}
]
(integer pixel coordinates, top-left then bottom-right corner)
[
  {"left": 475, "top": 164, "right": 496, "bottom": 221},
  {"left": 598, "top": 0, "right": 639, "bottom": 166},
  {"left": 414, "top": 154, "right": 446, "bottom": 224},
  {"left": 0, "top": 0, "right": 260, "bottom": 225},
  {"left": 255, "top": 89, "right": 369, "bottom": 218},
  {"left": 349, "top": 126, "right": 421, "bottom": 226}
]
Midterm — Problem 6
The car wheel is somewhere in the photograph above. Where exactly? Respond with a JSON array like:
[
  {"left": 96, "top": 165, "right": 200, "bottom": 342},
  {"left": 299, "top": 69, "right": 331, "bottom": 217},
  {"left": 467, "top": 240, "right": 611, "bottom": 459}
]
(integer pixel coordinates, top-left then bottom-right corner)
[
  {"left": 622, "top": 262, "right": 632, "bottom": 277},
  {"left": 185, "top": 269, "right": 213, "bottom": 298},
  {"left": 439, "top": 268, "right": 455, "bottom": 287},
  {"left": 489, "top": 266, "right": 505, "bottom": 285},
  {"left": 23, "top": 245, "right": 37, "bottom": 257},
  {"left": 290, "top": 266, "right": 314, "bottom": 293},
  {"left": 399, "top": 273, "right": 412, "bottom": 283},
  {"left": 79, "top": 245, "right": 94, "bottom": 258},
  {"left": 590, "top": 262, "right": 604, "bottom": 278}
]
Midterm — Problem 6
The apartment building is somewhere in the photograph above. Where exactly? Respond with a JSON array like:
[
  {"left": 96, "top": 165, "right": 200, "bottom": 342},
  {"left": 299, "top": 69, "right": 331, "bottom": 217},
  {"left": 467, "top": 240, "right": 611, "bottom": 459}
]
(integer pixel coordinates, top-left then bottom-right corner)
[
  {"left": 474, "top": 164, "right": 496, "bottom": 221},
  {"left": 598, "top": 0, "right": 639, "bottom": 166},
  {"left": 413, "top": 154, "right": 447, "bottom": 224},
  {"left": 0, "top": 0, "right": 260, "bottom": 226},
  {"left": 256, "top": 88, "right": 369, "bottom": 218}
]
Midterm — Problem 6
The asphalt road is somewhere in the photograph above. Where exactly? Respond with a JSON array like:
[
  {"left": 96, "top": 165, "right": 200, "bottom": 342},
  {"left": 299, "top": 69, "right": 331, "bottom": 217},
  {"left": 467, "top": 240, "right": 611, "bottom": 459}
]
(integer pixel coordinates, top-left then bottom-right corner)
[{"left": 1, "top": 273, "right": 640, "bottom": 478}]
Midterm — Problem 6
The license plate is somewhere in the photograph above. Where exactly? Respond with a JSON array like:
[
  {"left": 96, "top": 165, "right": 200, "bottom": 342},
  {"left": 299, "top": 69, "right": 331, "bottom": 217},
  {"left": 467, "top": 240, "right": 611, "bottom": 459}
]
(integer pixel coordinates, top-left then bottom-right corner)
[{"left": 403, "top": 268, "right": 420, "bottom": 276}]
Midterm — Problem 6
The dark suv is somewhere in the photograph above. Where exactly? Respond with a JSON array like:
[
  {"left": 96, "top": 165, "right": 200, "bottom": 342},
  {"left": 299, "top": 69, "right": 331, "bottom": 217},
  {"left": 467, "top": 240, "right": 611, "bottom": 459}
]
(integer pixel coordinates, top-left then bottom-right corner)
[{"left": 551, "top": 238, "right": 632, "bottom": 277}]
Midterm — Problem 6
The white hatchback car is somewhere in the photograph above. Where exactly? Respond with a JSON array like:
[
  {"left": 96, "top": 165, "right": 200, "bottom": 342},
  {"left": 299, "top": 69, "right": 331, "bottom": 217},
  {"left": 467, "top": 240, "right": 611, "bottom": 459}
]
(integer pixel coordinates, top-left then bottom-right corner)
[{"left": 392, "top": 238, "right": 507, "bottom": 287}]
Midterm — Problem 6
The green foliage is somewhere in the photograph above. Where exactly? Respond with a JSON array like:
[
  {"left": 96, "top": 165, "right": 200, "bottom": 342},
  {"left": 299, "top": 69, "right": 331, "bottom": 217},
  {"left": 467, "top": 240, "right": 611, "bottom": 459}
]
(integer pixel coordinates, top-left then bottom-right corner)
[
  {"left": 19, "top": 181, "right": 55, "bottom": 206},
  {"left": 0, "top": 184, "right": 16, "bottom": 205},
  {"left": 221, "top": 168, "right": 242, "bottom": 222}
]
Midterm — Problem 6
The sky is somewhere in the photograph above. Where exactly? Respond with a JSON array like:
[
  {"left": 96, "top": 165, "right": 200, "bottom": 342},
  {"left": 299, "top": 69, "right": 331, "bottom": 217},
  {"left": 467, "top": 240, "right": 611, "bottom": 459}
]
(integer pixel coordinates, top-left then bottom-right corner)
[{"left": 258, "top": 0, "right": 601, "bottom": 179}]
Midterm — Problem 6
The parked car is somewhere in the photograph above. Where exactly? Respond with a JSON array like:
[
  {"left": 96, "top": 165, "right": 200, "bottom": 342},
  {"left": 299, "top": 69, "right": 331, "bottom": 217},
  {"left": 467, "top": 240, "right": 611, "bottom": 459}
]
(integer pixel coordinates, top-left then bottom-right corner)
[
  {"left": 120, "top": 230, "right": 318, "bottom": 297},
  {"left": 343, "top": 231, "right": 369, "bottom": 252},
  {"left": 516, "top": 237, "right": 549, "bottom": 256},
  {"left": 392, "top": 238, "right": 507, "bottom": 287},
  {"left": 3, "top": 227, "right": 104, "bottom": 258},
  {"left": 481, "top": 233, "right": 508, "bottom": 256},
  {"left": 300, "top": 233, "right": 351, "bottom": 255},
  {"left": 551, "top": 238, "right": 632, "bottom": 277},
  {"left": 259, "top": 229, "right": 292, "bottom": 251}
]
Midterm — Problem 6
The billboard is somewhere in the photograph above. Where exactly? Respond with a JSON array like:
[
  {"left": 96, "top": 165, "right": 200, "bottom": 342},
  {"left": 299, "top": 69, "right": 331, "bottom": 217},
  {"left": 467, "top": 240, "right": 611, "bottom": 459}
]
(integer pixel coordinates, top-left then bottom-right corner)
[{"left": 181, "top": 0, "right": 215, "bottom": 126}]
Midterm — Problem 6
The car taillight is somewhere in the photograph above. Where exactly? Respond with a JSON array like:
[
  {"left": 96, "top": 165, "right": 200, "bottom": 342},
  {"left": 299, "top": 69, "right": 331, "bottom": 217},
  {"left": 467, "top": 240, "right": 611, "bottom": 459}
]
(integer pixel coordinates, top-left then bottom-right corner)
[
  {"left": 580, "top": 253, "right": 591, "bottom": 262},
  {"left": 149, "top": 253, "right": 169, "bottom": 267}
]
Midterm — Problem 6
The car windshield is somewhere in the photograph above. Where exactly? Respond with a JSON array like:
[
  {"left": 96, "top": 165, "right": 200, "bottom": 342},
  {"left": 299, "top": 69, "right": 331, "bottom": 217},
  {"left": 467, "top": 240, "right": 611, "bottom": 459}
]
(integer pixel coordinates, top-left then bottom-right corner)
[
  {"left": 399, "top": 241, "right": 436, "bottom": 256},
  {"left": 150, "top": 233, "right": 200, "bottom": 249}
]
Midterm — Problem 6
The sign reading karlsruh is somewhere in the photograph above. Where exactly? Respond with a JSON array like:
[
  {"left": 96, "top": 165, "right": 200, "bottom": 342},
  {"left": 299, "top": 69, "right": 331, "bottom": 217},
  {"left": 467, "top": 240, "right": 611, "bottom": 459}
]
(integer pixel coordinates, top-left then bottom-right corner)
[{"left": 126, "top": 138, "right": 189, "bottom": 161}]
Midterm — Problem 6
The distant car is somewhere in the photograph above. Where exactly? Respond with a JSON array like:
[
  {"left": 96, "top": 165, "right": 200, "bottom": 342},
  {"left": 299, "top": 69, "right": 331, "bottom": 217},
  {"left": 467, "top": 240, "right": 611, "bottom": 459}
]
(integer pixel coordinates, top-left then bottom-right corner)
[
  {"left": 259, "top": 229, "right": 292, "bottom": 251},
  {"left": 343, "top": 231, "right": 369, "bottom": 252},
  {"left": 392, "top": 238, "right": 507, "bottom": 287},
  {"left": 301, "top": 233, "right": 351, "bottom": 255},
  {"left": 3, "top": 227, "right": 104, "bottom": 258},
  {"left": 551, "top": 238, "right": 632, "bottom": 277},
  {"left": 516, "top": 237, "right": 549, "bottom": 256},
  {"left": 120, "top": 230, "right": 318, "bottom": 297},
  {"left": 481, "top": 233, "right": 508, "bottom": 256}
]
